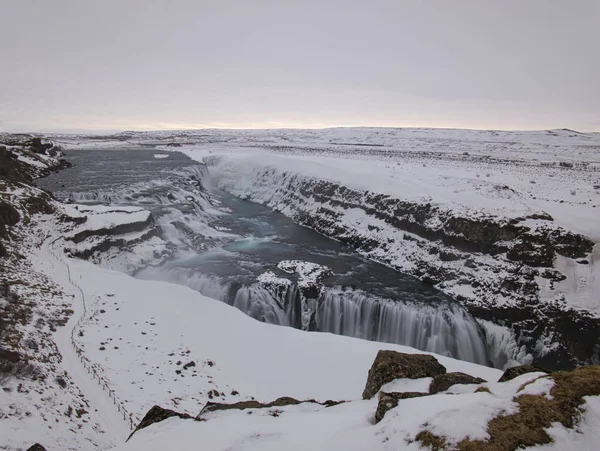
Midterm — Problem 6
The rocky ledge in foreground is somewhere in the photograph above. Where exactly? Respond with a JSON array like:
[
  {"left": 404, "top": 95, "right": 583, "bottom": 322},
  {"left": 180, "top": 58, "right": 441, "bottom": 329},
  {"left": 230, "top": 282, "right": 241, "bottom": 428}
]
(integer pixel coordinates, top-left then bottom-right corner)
[{"left": 128, "top": 350, "right": 600, "bottom": 451}]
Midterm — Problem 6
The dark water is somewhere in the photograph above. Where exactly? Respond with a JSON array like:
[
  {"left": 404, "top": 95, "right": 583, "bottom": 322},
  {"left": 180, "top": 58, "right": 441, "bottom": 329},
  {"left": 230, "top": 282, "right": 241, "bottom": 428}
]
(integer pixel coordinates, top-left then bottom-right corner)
[{"left": 40, "top": 148, "right": 493, "bottom": 366}]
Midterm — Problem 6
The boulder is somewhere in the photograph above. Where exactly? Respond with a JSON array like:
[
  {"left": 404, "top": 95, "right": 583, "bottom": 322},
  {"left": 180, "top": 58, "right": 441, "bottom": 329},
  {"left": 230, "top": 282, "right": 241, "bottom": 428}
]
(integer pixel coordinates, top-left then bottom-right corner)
[
  {"left": 375, "top": 392, "right": 429, "bottom": 423},
  {"left": 429, "top": 372, "right": 487, "bottom": 394},
  {"left": 362, "top": 351, "right": 446, "bottom": 399},
  {"left": 26, "top": 445, "right": 47, "bottom": 451},
  {"left": 498, "top": 365, "right": 548, "bottom": 382},
  {"left": 127, "top": 405, "right": 193, "bottom": 441}
]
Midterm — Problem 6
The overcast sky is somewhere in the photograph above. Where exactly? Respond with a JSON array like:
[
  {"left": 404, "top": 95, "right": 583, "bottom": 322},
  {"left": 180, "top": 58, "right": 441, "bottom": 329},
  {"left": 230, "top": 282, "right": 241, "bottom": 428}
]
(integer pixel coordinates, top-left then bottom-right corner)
[{"left": 1, "top": 0, "right": 598, "bottom": 133}]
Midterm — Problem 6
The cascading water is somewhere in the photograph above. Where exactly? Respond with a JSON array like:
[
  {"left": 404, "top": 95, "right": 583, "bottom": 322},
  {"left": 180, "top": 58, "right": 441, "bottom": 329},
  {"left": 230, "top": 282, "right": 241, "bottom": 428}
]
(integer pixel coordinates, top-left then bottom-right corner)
[
  {"left": 137, "top": 266, "right": 490, "bottom": 365},
  {"left": 317, "top": 289, "right": 489, "bottom": 364}
]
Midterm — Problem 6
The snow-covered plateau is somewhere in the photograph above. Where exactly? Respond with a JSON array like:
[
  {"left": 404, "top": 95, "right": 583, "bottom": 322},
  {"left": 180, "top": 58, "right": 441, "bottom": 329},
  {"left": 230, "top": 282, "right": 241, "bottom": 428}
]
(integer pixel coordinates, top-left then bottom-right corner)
[{"left": 1, "top": 130, "right": 600, "bottom": 450}]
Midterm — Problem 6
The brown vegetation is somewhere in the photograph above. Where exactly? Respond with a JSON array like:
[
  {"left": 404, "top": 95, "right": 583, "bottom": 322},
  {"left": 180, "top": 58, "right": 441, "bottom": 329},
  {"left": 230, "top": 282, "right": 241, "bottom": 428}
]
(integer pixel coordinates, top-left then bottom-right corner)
[{"left": 415, "top": 365, "right": 600, "bottom": 450}]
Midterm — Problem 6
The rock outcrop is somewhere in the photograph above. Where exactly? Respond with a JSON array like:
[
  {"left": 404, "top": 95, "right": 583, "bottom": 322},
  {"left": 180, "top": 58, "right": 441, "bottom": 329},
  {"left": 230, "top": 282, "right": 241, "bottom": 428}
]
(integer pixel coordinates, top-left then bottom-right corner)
[
  {"left": 498, "top": 365, "right": 549, "bottom": 383},
  {"left": 375, "top": 391, "right": 429, "bottom": 423},
  {"left": 198, "top": 396, "right": 343, "bottom": 418},
  {"left": 128, "top": 405, "right": 194, "bottom": 441},
  {"left": 26, "top": 444, "right": 47, "bottom": 451},
  {"left": 362, "top": 351, "right": 446, "bottom": 399},
  {"left": 429, "top": 372, "right": 487, "bottom": 394},
  {"left": 416, "top": 365, "right": 600, "bottom": 450}
]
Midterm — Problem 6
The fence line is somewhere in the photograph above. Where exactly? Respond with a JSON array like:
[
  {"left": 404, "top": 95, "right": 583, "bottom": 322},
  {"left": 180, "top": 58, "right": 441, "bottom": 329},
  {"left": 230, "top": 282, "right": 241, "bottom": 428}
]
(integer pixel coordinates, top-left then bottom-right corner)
[{"left": 49, "top": 238, "right": 138, "bottom": 430}]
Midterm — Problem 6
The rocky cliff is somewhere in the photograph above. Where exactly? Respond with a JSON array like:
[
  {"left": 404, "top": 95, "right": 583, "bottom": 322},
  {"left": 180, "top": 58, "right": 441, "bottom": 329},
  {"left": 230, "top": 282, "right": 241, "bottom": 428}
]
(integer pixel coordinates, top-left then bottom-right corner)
[{"left": 217, "top": 163, "right": 599, "bottom": 370}]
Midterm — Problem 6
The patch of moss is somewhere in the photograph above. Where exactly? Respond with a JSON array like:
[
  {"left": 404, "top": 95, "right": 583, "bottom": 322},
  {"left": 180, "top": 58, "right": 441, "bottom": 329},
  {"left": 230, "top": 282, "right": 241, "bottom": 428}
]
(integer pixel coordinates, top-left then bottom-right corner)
[
  {"left": 474, "top": 386, "right": 491, "bottom": 394},
  {"left": 415, "top": 365, "right": 600, "bottom": 451},
  {"left": 415, "top": 430, "right": 448, "bottom": 451}
]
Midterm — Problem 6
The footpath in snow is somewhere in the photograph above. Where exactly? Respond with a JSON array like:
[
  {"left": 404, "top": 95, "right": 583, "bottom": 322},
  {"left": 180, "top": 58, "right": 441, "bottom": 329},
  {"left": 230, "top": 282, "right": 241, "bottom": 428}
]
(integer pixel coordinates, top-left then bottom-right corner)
[{"left": 39, "top": 237, "right": 130, "bottom": 443}]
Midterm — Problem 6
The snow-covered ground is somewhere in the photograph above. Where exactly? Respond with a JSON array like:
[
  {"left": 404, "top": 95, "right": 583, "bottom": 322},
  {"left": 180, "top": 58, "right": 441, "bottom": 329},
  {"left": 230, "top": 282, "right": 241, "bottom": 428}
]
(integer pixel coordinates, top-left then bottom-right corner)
[
  {"left": 21, "top": 224, "right": 600, "bottom": 451},
  {"left": 3, "top": 130, "right": 600, "bottom": 450},
  {"left": 3, "top": 205, "right": 504, "bottom": 449},
  {"left": 112, "top": 371, "right": 600, "bottom": 451}
]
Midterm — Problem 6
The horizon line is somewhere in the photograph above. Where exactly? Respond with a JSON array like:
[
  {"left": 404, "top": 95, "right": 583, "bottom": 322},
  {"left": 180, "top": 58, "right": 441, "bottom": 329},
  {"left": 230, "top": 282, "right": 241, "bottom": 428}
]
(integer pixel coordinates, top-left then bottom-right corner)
[{"left": 4, "top": 125, "right": 599, "bottom": 136}]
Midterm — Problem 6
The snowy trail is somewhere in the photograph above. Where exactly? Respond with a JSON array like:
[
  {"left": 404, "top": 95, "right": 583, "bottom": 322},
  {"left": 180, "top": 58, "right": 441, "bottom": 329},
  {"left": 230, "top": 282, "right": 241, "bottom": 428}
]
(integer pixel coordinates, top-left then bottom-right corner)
[{"left": 40, "top": 237, "right": 130, "bottom": 446}]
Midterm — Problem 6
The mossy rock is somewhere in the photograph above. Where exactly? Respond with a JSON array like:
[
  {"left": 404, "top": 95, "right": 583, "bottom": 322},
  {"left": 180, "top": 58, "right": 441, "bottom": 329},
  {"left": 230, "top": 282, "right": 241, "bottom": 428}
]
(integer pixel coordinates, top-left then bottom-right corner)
[
  {"left": 417, "top": 365, "right": 600, "bottom": 450},
  {"left": 375, "top": 391, "right": 429, "bottom": 423},
  {"left": 362, "top": 351, "right": 446, "bottom": 399},
  {"left": 498, "top": 365, "right": 548, "bottom": 383},
  {"left": 429, "top": 372, "right": 487, "bottom": 394}
]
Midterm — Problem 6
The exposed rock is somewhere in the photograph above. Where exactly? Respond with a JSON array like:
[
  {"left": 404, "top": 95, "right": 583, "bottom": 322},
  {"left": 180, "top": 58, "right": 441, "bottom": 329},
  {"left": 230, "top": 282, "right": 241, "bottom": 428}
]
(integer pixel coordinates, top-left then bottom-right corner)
[
  {"left": 429, "top": 372, "right": 487, "bottom": 394},
  {"left": 375, "top": 391, "right": 429, "bottom": 423},
  {"left": 506, "top": 240, "right": 554, "bottom": 267},
  {"left": 250, "top": 171, "right": 598, "bottom": 369},
  {"left": 69, "top": 215, "right": 154, "bottom": 244},
  {"left": 183, "top": 361, "right": 195, "bottom": 370},
  {"left": 127, "top": 405, "right": 194, "bottom": 441},
  {"left": 26, "top": 444, "right": 47, "bottom": 451},
  {"left": 198, "top": 396, "right": 344, "bottom": 418},
  {"left": 362, "top": 351, "right": 446, "bottom": 399},
  {"left": 498, "top": 365, "right": 549, "bottom": 382},
  {"left": 0, "top": 201, "right": 21, "bottom": 239},
  {"left": 0, "top": 348, "right": 22, "bottom": 364}
]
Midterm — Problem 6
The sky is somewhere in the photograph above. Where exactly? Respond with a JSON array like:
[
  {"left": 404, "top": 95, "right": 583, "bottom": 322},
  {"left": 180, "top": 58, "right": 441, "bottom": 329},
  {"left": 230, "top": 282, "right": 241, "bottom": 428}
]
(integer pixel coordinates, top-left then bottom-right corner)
[{"left": 0, "top": 0, "right": 598, "bottom": 133}]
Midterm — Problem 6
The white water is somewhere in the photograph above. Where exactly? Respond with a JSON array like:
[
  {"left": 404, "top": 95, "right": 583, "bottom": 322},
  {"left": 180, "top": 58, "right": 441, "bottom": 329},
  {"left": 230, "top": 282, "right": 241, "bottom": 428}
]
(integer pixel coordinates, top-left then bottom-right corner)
[
  {"left": 318, "top": 289, "right": 489, "bottom": 364},
  {"left": 138, "top": 267, "right": 490, "bottom": 365}
]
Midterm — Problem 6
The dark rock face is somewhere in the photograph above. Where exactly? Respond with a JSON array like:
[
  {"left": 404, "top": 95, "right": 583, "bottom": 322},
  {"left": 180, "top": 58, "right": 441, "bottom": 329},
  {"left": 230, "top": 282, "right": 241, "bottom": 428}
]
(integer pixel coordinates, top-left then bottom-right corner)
[
  {"left": 362, "top": 351, "right": 446, "bottom": 400},
  {"left": 375, "top": 392, "right": 429, "bottom": 423},
  {"left": 248, "top": 172, "right": 598, "bottom": 370},
  {"left": 498, "top": 365, "right": 548, "bottom": 383},
  {"left": 70, "top": 215, "right": 154, "bottom": 244},
  {"left": 1, "top": 138, "right": 69, "bottom": 182},
  {"left": 127, "top": 405, "right": 194, "bottom": 441},
  {"left": 0, "top": 145, "right": 33, "bottom": 183},
  {"left": 0, "top": 202, "right": 20, "bottom": 239},
  {"left": 468, "top": 304, "right": 600, "bottom": 371},
  {"left": 198, "top": 396, "right": 343, "bottom": 418},
  {"left": 69, "top": 228, "right": 159, "bottom": 260},
  {"left": 429, "top": 372, "right": 487, "bottom": 394},
  {"left": 26, "top": 444, "right": 47, "bottom": 451}
]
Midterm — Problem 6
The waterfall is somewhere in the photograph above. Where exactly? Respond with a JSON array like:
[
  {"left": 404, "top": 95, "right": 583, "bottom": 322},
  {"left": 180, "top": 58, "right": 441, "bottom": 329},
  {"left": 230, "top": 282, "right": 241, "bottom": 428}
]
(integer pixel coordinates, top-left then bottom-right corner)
[
  {"left": 317, "top": 289, "right": 489, "bottom": 365},
  {"left": 229, "top": 285, "right": 291, "bottom": 326},
  {"left": 137, "top": 268, "right": 293, "bottom": 326},
  {"left": 137, "top": 267, "right": 491, "bottom": 366},
  {"left": 476, "top": 319, "right": 533, "bottom": 369}
]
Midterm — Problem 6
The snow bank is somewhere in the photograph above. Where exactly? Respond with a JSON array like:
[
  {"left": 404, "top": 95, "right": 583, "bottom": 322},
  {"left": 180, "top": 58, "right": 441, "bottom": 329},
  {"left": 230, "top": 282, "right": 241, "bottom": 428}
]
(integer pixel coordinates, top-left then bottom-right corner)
[{"left": 111, "top": 372, "right": 594, "bottom": 451}]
